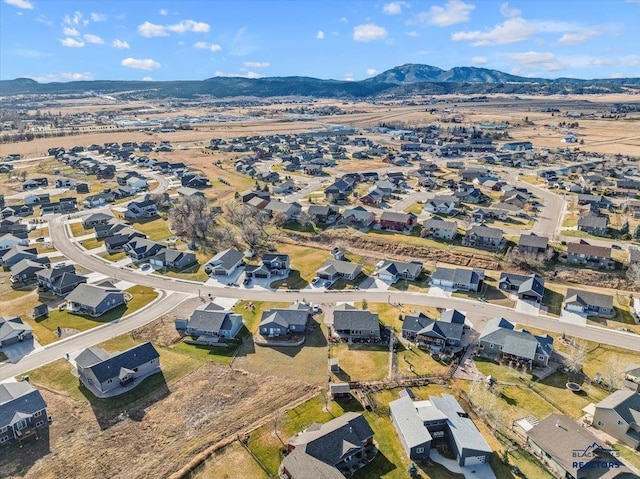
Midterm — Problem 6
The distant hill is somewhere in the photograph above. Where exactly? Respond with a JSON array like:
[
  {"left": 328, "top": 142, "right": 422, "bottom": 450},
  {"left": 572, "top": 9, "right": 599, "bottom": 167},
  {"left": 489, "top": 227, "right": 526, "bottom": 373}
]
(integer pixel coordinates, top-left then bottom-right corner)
[{"left": 1, "top": 64, "right": 638, "bottom": 99}]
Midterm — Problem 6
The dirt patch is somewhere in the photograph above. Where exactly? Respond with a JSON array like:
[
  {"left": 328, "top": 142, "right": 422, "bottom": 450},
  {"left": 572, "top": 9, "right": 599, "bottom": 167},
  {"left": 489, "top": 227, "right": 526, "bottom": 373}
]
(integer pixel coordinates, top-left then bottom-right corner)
[
  {"left": 555, "top": 266, "right": 640, "bottom": 293},
  {"left": 2, "top": 363, "right": 316, "bottom": 479},
  {"left": 276, "top": 232, "right": 503, "bottom": 271}
]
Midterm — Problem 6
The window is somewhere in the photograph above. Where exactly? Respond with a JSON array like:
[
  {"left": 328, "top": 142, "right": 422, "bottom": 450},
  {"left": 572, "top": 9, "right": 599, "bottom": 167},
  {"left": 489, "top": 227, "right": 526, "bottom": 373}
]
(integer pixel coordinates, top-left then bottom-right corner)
[
  {"left": 416, "top": 447, "right": 424, "bottom": 454},
  {"left": 618, "top": 420, "right": 623, "bottom": 425},
  {"left": 107, "top": 379, "right": 113, "bottom": 384},
  {"left": 34, "top": 411, "right": 42, "bottom": 417},
  {"left": 0, "top": 426, "right": 7, "bottom": 434},
  {"left": 35, "top": 421, "right": 45, "bottom": 427},
  {"left": 0, "top": 436, "right": 8, "bottom": 444},
  {"left": 489, "top": 344, "right": 494, "bottom": 348}
]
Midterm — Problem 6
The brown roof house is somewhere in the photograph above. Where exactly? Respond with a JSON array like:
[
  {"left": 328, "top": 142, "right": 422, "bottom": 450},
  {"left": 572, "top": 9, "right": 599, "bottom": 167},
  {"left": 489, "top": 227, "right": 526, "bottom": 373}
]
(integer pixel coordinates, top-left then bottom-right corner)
[{"left": 566, "top": 241, "right": 614, "bottom": 270}]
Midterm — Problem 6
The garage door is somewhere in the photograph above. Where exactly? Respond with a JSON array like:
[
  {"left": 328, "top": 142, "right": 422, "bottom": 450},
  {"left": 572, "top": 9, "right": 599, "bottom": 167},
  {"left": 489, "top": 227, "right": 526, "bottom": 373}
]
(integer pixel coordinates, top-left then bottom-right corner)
[{"left": 463, "top": 455, "right": 486, "bottom": 466}]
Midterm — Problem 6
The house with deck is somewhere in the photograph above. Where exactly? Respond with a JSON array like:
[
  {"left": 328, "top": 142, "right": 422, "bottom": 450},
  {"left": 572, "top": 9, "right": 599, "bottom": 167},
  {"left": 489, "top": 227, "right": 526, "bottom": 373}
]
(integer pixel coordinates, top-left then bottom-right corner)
[
  {"left": 332, "top": 304, "right": 380, "bottom": 340},
  {"left": 258, "top": 304, "right": 310, "bottom": 337},
  {"left": 66, "top": 283, "right": 125, "bottom": 316},
  {"left": 401, "top": 309, "right": 466, "bottom": 349},
  {"left": 75, "top": 342, "right": 160, "bottom": 397},
  {"left": 478, "top": 318, "right": 553, "bottom": 367},
  {"left": 178, "top": 303, "right": 244, "bottom": 341},
  {"left": 518, "top": 233, "right": 548, "bottom": 255},
  {"left": 375, "top": 260, "right": 422, "bottom": 284},
  {"left": 566, "top": 242, "right": 614, "bottom": 270},
  {"left": 316, "top": 259, "right": 362, "bottom": 282},
  {"left": 462, "top": 225, "right": 506, "bottom": 251},
  {"left": 431, "top": 267, "right": 484, "bottom": 292},
  {"left": 0, "top": 382, "right": 48, "bottom": 446},
  {"left": 592, "top": 390, "right": 640, "bottom": 450},
  {"left": 563, "top": 288, "right": 614, "bottom": 317},
  {"left": 421, "top": 217, "right": 457, "bottom": 240},
  {"left": 379, "top": 211, "right": 417, "bottom": 231}
]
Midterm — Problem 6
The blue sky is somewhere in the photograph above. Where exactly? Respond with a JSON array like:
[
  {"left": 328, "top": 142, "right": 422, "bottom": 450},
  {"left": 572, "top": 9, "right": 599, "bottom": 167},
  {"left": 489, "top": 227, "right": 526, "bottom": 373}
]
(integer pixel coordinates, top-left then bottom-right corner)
[{"left": 1, "top": 0, "right": 639, "bottom": 83}]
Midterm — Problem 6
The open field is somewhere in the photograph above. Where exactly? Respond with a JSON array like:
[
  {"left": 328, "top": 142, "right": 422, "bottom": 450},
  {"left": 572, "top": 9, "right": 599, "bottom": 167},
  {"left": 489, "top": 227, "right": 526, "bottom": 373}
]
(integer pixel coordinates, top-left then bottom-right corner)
[{"left": 189, "top": 441, "right": 269, "bottom": 479}]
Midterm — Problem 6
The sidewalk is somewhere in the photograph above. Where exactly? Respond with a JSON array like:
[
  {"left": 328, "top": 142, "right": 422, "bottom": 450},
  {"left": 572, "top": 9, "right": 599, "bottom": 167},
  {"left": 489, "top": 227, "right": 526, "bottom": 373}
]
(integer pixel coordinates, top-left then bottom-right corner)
[{"left": 430, "top": 450, "right": 496, "bottom": 479}]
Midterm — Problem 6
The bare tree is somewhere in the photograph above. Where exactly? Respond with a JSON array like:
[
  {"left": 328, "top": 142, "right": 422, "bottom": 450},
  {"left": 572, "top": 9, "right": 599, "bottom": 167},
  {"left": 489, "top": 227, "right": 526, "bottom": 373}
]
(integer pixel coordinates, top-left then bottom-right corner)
[
  {"left": 223, "top": 201, "right": 258, "bottom": 227},
  {"left": 210, "top": 225, "right": 238, "bottom": 251},
  {"left": 169, "top": 195, "right": 217, "bottom": 247},
  {"left": 272, "top": 211, "right": 288, "bottom": 228},
  {"left": 147, "top": 192, "right": 171, "bottom": 209},
  {"left": 564, "top": 339, "right": 588, "bottom": 377},
  {"left": 297, "top": 210, "right": 314, "bottom": 229},
  {"left": 240, "top": 223, "right": 267, "bottom": 251},
  {"left": 603, "top": 354, "right": 626, "bottom": 391},
  {"left": 626, "top": 263, "right": 640, "bottom": 288}
]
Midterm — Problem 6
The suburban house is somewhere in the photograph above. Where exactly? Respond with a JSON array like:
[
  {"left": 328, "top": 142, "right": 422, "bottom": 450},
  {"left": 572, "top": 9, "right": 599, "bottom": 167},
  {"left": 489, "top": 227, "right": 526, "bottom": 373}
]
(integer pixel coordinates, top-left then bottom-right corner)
[
  {"left": 0, "top": 316, "right": 34, "bottom": 348},
  {"left": 332, "top": 304, "right": 380, "bottom": 340},
  {"left": 263, "top": 200, "right": 301, "bottom": 221},
  {"left": 0, "top": 232, "right": 29, "bottom": 251},
  {"left": 577, "top": 215, "right": 609, "bottom": 236},
  {"left": 82, "top": 192, "right": 115, "bottom": 209},
  {"left": 181, "top": 173, "right": 210, "bottom": 188},
  {"left": 478, "top": 318, "right": 554, "bottom": 367},
  {"left": 66, "top": 283, "right": 125, "bottom": 316},
  {"left": 431, "top": 267, "right": 484, "bottom": 292},
  {"left": 423, "top": 196, "right": 457, "bottom": 215},
  {"left": 177, "top": 186, "right": 205, "bottom": 199},
  {"left": 94, "top": 220, "right": 137, "bottom": 239},
  {"left": 401, "top": 309, "right": 466, "bottom": 349},
  {"left": 123, "top": 238, "right": 165, "bottom": 263},
  {"left": 258, "top": 304, "right": 310, "bottom": 337},
  {"left": 390, "top": 393, "right": 492, "bottom": 466},
  {"left": 324, "top": 179, "right": 353, "bottom": 204},
  {"left": 149, "top": 248, "right": 197, "bottom": 271},
  {"left": 203, "top": 248, "right": 244, "bottom": 277},
  {"left": 0, "top": 381, "right": 48, "bottom": 446},
  {"left": 592, "top": 390, "right": 640, "bottom": 450},
  {"left": 245, "top": 253, "right": 290, "bottom": 279},
  {"left": 36, "top": 265, "right": 87, "bottom": 296},
  {"left": 379, "top": 211, "right": 417, "bottom": 231},
  {"left": 421, "top": 217, "right": 457, "bottom": 240},
  {"left": 527, "top": 414, "right": 633, "bottom": 479},
  {"left": 316, "top": 259, "right": 363, "bottom": 282},
  {"left": 10, "top": 258, "right": 50, "bottom": 284},
  {"left": 462, "top": 225, "right": 506, "bottom": 251},
  {"left": 342, "top": 206, "right": 375, "bottom": 228},
  {"left": 105, "top": 231, "right": 146, "bottom": 254},
  {"left": 75, "top": 342, "right": 160, "bottom": 397},
  {"left": 563, "top": 288, "right": 614, "bottom": 317},
  {"left": 306, "top": 205, "right": 339, "bottom": 223},
  {"left": 281, "top": 412, "right": 375, "bottom": 478},
  {"left": 566, "top": 242, "right": 615, "bottom": 270},
  {"left": 82, "top": 212, "right": 114, "bottom": 229},
  {"left": 375, "top": 260, "right": 423, "bottom": 284},
  {"left": 0, "top": 245, "right": 37, "bottom": 268},
  {"left": 124, "top": 199, "right": 158, "bottom": 220},
  {"left": 178, "top": 303, "right": 244, "bottom": 341},
  {"left": 498, "top": 273, "right": 545, "bottom": 302},
  {"left": 518, "top": 233, "right": 549, "bottom": 255}
]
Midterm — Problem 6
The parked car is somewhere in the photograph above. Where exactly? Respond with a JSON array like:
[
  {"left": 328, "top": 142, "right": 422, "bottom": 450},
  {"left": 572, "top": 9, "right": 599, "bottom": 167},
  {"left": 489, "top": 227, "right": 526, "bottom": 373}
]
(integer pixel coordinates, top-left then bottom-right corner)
[
  {"left": 323, "top": 280, "right": 332, "bottom": 288},
  {"left": 243, "top": 276, "right": 251, "bottom": 285},
  {"left": 35, "top": 236, "right": 45, "bottom": 242},
  {"left": 312, "top": 305, "right": 321, "bottom": 313},
  {"left": 140, "top": 263, "right": 151, "bottom": 271},
  {"left": 311, "top": 277, "right": 321, "bottom": 285}
]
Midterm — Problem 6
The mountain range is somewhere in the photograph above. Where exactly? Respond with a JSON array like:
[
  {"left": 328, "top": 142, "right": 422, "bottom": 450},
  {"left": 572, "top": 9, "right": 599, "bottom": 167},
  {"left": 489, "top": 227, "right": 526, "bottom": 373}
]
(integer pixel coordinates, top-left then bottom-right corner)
[{"left": 1, "top": 64, "right": 638, "bottom": 99}]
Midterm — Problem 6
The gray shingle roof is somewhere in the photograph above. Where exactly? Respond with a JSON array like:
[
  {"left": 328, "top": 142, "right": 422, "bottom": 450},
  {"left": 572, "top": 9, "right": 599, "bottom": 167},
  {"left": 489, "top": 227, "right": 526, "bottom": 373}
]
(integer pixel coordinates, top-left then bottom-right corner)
[
  {"left": 389, "top": 395, "right": 433, "bottom": 448},
  {"left": 431, "top": 267, "right": 484, "bottom": 285},
  {"left": 0, "top": 382, "right": 47, "bottom": 429},
  {"left": 259, "top": 308, "right": 308, "bottom": 329},
  {"left": 79, "top": 342, "right": 159, "bottom": 384},
  {"left": 66, "top": 283, "right": 124, "bottom": 308},
  {"left": 430, "top": 394, "right": 492, "bottom": 454},
  {"left": 595, "top": 390, "right": 640, "bottom": 426},
  {"left": 318, "top": 259, "right": 362, "bottom": 277},
  {"left": 564, "top": 288, "right": 613, "bottom": 310},
  {"left": 206, "top": 248, "right": 244, "bottom": 271},
  {"left": 333, "top": 304, "right": 379, "bottom": 331},
  {"left": 518, "top": 233, "right": 549, "bottom": 249}
]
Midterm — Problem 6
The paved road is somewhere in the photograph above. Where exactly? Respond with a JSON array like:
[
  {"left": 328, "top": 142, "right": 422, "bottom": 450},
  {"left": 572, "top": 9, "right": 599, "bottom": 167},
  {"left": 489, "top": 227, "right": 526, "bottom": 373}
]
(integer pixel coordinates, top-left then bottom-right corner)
[
  {"left": 47, "top": 216, "right": 640, "bottom": 352},
  {"left": 0, "top": 290, "right": 191, "bottom": 381}
]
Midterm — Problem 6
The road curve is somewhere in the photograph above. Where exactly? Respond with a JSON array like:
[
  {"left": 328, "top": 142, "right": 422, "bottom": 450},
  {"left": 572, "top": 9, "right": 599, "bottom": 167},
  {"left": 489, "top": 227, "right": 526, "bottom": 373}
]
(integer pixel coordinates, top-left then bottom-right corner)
[
  {"left": 0, "top": 290, "right": 191, "bottom": 381},
  {"left": 47, "top": 216, "right": 640, "bottom": 352}
]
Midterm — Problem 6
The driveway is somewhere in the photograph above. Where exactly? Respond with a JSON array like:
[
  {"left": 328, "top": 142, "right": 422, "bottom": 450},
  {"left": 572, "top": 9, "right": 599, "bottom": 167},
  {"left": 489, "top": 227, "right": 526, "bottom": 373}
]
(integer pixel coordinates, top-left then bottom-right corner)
[
  {"left": 560, "top": 309, "right": 588, "bottom": 326},
  {"left": 515, "top": 298, "right": 541, "bottom": 315},
  {"left": 430, "top": 450, "right": 496, "bottom": 479},
  {"left": 428, "top": 285, "right": 452, "bottom": 298},
  {"left": 1, "top": 338, "right": 44, "bottom": 362}
]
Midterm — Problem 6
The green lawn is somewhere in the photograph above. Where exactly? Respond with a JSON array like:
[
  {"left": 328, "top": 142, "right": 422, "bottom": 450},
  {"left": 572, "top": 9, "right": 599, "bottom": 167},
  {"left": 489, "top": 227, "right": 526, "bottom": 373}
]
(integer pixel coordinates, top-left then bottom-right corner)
[
  {"left": 403, "top": 203, "right": 424, "bottom": 215},
  {"left": 358, "top": 302, "right": 440, "bottom": 335},
  {"left": 37, "top": 285, "right": 158, "bottom": 334},
  {"left": 273, "top": 243, "right": 332, "bottom": 283},
  {"left": 171, "top": 336, "right": 243, "bottom": 365},
  {"left": 330, "top": 342, "right": 388, "bottom": 382},
  {"left": 162, "top": 263, "right": 209, "bottom": 282},
  {"left": 191, "top": 442, "right": 269, "bottom": 479},
  {"left": 396, "top": 343, "right": 451, "bottom": 377},
  {"left": 531, "top": 372, "right": 609, "bottom": 420},
  {"left": 233, "top": 300, "right": 289, "bottom": 333},
  {"left": 101, "top": 251, "right": 126, "bottom": 262},
  {"left": 129, "top": 218, "right": 173, "bottom": 241}
]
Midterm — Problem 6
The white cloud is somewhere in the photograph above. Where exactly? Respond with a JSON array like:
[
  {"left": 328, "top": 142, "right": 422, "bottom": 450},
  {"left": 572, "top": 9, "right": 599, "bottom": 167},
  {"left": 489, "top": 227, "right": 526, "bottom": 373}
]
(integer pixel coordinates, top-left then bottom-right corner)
[
  {"left": 383, "top": 2, "right": 409, "bottom": 15},
  {"left": 452, "top": 17, "right": 534, "bottom": 45},
  {"left": 353, "top": 23, "right": 388, "bottom": 42},
  {"left": 471, "top": 56, "right": 488, "bottom": 65},
  {"left": 405, "top": 30, "right": 420, "bottom": 37},
  {"left": 30, "top": 74, "right": 59, "bottom": 83},
  {"left": 344, "top": 73, "right": 355, "bottom": 81},
  {"left": 590, "top": 57, "right": 619, "bottom": 67},
  {"left": 340, "top": 17, "right": 349, "bottom": 23},
  {"left": 415, "top": 0, "right": 475, "bottom": 27},
  {"left": 64, "top": 11, "right": 88, "bottom": 26},
  {"left": 366, "top": 68, "right": 378, "bottom": 75},
  {"left": 121, "top": 57, "right": 161, "bottom": 70},
  {"left": 214, "top": 71, "right": 261, "bottom": 79},
  {"left": 4, "top": 0, "right": 34, "bottom": 9},
  {"left": 83, "top": 34, "right": 104, "bottom": 44},
  {"left": 60, "top": 37, "right": 85, "bottom": 48},
  {"left": 112, "top": 39, "right": 130, "bottom": 49},
  {"left": 90, "top": 12, "right": 107, "bottom": 22},
  {"left": 243, "top": 61, "right": 269, "bottom": 68},
  {"left": 142, "top": 76, "right": 154, "bottom": 81},
  {"left": 316, "top": 30, "right": 325, "bottom": 39},
  {"left": 159, "top": 9, "right": 168, "bottom": 15},
  {"left": 193, "top": 41, "right": 222, "bottom": 52},
  {"left": 62, "top": 26, "right": 80, "bottom": 37},
  {"left": 557, "top": 28, "right": 603, "bottom": 45},
  {"left": 138, "top": 19, "right": 209, "bottom": 37},
  {"left": 138, "top": 21, "right": 169, "bottom": 37},
  {"left": 499, "top": 2, "right": 521, "bottom": 18},
  {"left": 504, "top": 51, "right": 566, "bottom": 72},
  {"left": 61, "top": 72, "right": 94, "bottom": 81}
]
